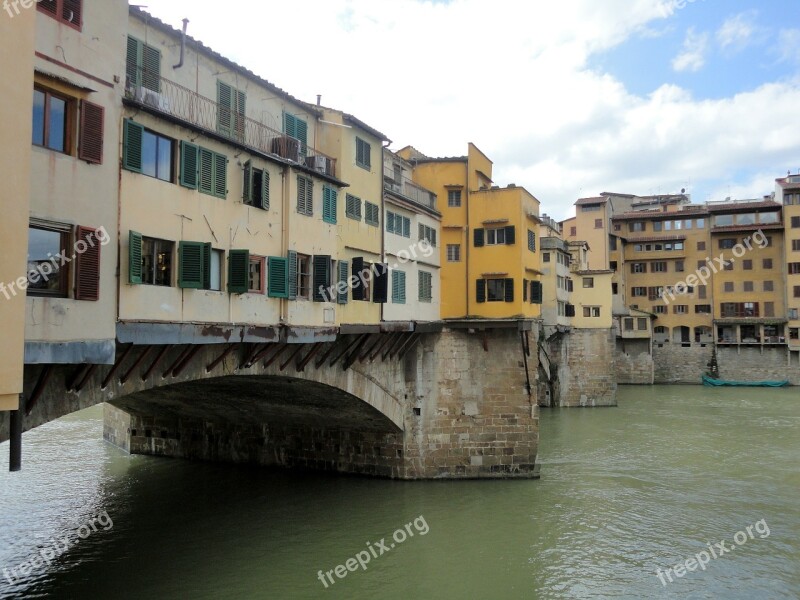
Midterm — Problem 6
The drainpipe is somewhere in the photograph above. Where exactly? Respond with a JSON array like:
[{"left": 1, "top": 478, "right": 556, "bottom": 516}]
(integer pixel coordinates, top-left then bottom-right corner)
[
  {"left": 173, "top": 19, "right": 189, "bottom": 69},
  {"left": 381, "top": 141, "right": 391, "bottom": 325},
  {"left": 464, "top": 161, "right": 470, "bottom": 318}
]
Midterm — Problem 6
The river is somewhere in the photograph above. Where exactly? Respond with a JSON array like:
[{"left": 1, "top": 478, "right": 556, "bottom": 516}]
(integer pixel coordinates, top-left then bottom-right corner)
[{"left": 1, "top": 386, "right": 798, "bottom": 599}]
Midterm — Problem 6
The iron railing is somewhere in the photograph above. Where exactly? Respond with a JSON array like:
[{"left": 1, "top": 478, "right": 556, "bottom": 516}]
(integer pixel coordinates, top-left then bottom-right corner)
[
  {"left": 383, "top": 175, "right": 437, "bottom": 211},
  {"left": 125, "top": 68, "right": 337, "bottom": 178}
]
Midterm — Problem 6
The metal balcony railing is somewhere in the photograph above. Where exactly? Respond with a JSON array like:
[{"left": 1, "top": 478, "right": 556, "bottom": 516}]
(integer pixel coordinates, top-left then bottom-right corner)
[
  {"left": 384, "top": 175, "right": 437, "bottom": 211},
  {"left": 125, "top": 68, "right": 337, "bottom": 178}
]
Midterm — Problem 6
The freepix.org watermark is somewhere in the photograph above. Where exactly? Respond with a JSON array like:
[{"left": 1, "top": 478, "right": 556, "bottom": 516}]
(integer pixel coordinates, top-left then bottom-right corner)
[
  {"left": 661, "top": 229, "right": 769, "bottom": 305},
  {"left": 3, "top": 511, "right": 114, "bottom": 585},
  {"left": 655, "top": 518, "right": 770, "bottom": 587},
  {"left": 3, "top": 0, "right": 46, "bottom": 19},
  {"left": 316, "top": 515, "right": 430, "bottom": 589},
  {"left": 0, "top": 226, "right": 110, "bottom": 301}
]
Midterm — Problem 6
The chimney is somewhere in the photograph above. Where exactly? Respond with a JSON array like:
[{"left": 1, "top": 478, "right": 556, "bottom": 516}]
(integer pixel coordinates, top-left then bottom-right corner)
[{"left": 316, "top": 95, "right": 321, "bottom": 106}]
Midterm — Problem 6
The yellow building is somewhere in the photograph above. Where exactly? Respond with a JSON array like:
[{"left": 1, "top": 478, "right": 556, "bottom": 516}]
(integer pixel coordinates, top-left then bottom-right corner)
[
  {"left": 777, "top": 175, "right": 800, "bottom": 352},
  {"left": 0, "top": 4, "right": 35, "bottom": 411},
  {"left": 399, "top": 144, "right": 542, "bottom": 320},
  {"left": 570, "top": 270, "right": 614, "bottom": 329}
]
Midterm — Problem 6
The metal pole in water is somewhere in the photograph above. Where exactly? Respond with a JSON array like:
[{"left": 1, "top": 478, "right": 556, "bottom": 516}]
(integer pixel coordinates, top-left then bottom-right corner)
[{"left": 9, "top": 394, "right": 23, "bottom": 472}]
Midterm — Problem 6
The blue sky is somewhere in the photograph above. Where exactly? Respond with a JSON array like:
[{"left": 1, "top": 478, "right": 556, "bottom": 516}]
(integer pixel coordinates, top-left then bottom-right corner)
[{"left": 137, "top": 0, "right": 800, "bottom": 219}]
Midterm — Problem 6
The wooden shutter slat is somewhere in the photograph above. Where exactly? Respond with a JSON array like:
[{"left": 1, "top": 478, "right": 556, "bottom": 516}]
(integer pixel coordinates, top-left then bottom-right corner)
[
  {"left": 78, "top": 101, "right": 104, "bottom": 164},
  {"left": 74, "top": 226, "right": 101, "bottom": 301},
  {"left": 38, "top": 0, "right": 57, "bottom": 15},
  {"left": 474, "top": 228, "right": 484, "bottom": 247},
  {"left": 62, "top": 0, "right": 81, "bottom": 27},
  {"left": 214, "top": 153, "right": 227, "bottom": 198},
  {"left": 373, "top": 263, "right": 388, "bottom": 304},
  {"left": 202, "top": 243, "right": 212, "bottom": 290},
  {"left": 287, "top": 250, "right": 297, "bottom": 300},
  {"left": 476, "top": 279, "right": 486, "bottom": 303},
  {"left": 178, "top": 241, "right": 205, "bottom": 289},
  {"left": 123, "top": 119, "right": 144, "bottom": 173},
  {"left": 199, "top": 147, "right": 214, "bottom": 194},
  {"left": 504, "top": 278, "right": 514, "bottom": 303},
  {"left": 312, "top": 255, "right": 331, "bottom": 302},
  {"left": 126, "top": 36, "right": 141, "bottom": 88},
  {"left": 129, "top": 231, "right": 143, "bottom": 284},
  {"left": 227, "top": 250, "right": 249, "bottom": 294},
  {"left": 337, "top": 260, "right": 349, "bottom": 304},
  {"left": 242, "top": 161, "right": 252, "bottom": 202},
  {"left": 142, "top": 44, "right": 161, "bottom": 92},
  {"left": 505, "top": 226, "right": 516, "bottom": 245},
  {"left": 268, "top": 257, "right": 288, "bottom": 298},
  {"left": 179, "top": 141, "right": 199, "bottom": 189},
  {"left": 351, "top": 257, "right": 365, "bottom": 301},
  {"left": 261, "top": 170, "right": 270, "bottom": 210}
]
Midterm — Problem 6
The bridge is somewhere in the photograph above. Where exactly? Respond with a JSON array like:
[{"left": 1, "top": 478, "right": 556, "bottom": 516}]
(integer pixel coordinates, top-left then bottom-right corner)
[{"left": 2, "top": 321, "right": 541, "bottom": 479}]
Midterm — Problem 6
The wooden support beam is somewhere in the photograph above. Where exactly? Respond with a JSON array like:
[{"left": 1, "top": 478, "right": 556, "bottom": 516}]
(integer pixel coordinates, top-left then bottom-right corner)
[
  {"left": 296, "top": 343, "right": 322, "bottom": 372},
  {"left": 263, "top": 344, "right": 288, "bottom": 368},
  {"left": 163, "top": 346, "right": 191, "bottom": 379},
  {"left": 369, "top": 334, "right": 394, "bottom": 362},
  {"left": 314, "top": 342, "right": 339, "bottom": 369},
  {"left": 330, "top": 335, "right": 365, "bottom": 367},
  {"left": 384, "top": 333, "right": 407, "bottom": 361},
  {"left": 101, "top": 344, "right": 134, "bottom": 389},
  {"left": 172, "top": 345, "right": 203, "bottom": 377},
  {"left": 343, "top": 335, "right": 370, "bottom": 371},
  {"left": 280, "top": 344, "right": 305, "bottom": 372},
  {"left": 66, "top": 364, "right": 91, "bottom": 392},
  {"left": 395, "top": 334, "right": 420, "bottom": 360},
  {"left": 242, "top": 343, "right": 269, "bottom": 369},
  {"left": 482, "top": 331, "right": 489, "bottom": 352},
  {"left": 74, "top": 364, "right": 98, "bottom": 393},
  {"left": 142, "top": 345, "right": 171, "bottom": 381},
  {"left": 120, "top": 346, "right": 152, "bottom": 385},
  {"left": 206, "top": 344, "right": 236, "bottom": 373},
  {"left": 359, "top": 334, "right": 382, "bottom": 361},
  {"left": 24, "top": 365, "right": 54, "bottom": 416},
  {"left": 391, "top": 333, "right": 415, "bottom": 359}
]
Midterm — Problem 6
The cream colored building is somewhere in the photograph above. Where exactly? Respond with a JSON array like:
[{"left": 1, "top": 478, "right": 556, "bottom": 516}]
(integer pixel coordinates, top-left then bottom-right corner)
[
  {"left": 776, "top": 175, "right": 800, "bottom": 352},
  {"left": 0, "top": 5, "right": 36, "bottom": 411},
  {"left": 539, "top": 216, "right": 573, "bottom": 327},
  {"left": 383, "top": 149, "right": 441, "bottom": 322}
]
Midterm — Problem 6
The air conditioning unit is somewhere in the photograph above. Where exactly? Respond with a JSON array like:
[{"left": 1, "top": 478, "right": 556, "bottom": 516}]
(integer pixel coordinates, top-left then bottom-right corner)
[
  {"left": 271, "top": 136, "right": 301, "bottom": 162},
  {"left": 305, "top": 155, "right": 329, "bottom": 174}
]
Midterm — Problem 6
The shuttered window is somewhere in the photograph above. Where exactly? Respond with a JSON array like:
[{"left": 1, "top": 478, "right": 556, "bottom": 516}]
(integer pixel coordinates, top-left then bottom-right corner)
[
  {"left": 297, "top": 175, "right": 313, "bottom": 215},
  {"left": 346, "top": 194, "right": 362, "bottom": 220},
  {"left": 123, "top": 119, "right": 144, "bottom": 173},
  {"left": 530, "top": 281, "right": 543, "bottom": 304},
  {"left": 392, "top": 271, "right": 406, "bottom": 304},
  {"left": 312, "top": 255, "right": 331, "bottom": 302},
  {"left": 178, "top": 241, "right": 205, "bottom": 289},
  {"left": 243, "top": 161, "right": 270, "bottom": 210},
  {"left": 38, "top": 0, "right": 82, "bottom": 29},
  {"left": 352, "top": 257, "right": 366, "bottom": 301},
  {"left": 227, "top": 250, "right": 250, "bottom": 294},
  {"left": 337, "top": 261, "right": 349, "bottom": 304},
  {"left": 474, "top": 228, "right": 485, "bottom": 247},
  {"left": 288, "top": 250, "right": 298, "bottom": 300},
  {"left": 356, "top": 137, "right": 371, "bottom": 170},
  {"left": 129, "top": 231, "right": 143, "bottom": 284},
  {"left": 74, "top": 226, "right": 101, "bottom": 301},
  {"left": 180, "top": 141, "right": 199, "bottom": 189},
  {"left": 386, "top": 211, "right": 410, "bottom": 237},
  {"left": 267, "top": 256, "right": 289, "bottom": 298},
  {"left": 365, "top": 202, "right": 379, "bottom": 226},
  {"left": 198, "top": 147, "right": 227, "bottom": 199},
  {"left": 419, "top": 224, "right": 437, "bottom": 247},
  {"left": 217, "top": 81, "right": 246, "bottom": 141},
  {"left": 283, "top": 112, "right": 308, "bottom": 156},
  {"left": 323, "top": 186, "right": 337, "bottom": 224},
  {"left": 419, "top": 271, "right": 432, "bottom": 303},
  {"left": 78, "top": 101, "right": 104, "bottom": 164},
  {"left": 126, "top": 36, "right": 161, "bottom": 92},
  {"left": 372, "top": 264, "right": 389, "bottom": 303},
  {"left": 527, "top": 230, "right": 536, "bottom": 252}
]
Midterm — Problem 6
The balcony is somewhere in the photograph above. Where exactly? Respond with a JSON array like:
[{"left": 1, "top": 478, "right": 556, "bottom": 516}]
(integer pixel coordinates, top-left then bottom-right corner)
[
  {"left": 124, "top": 68, "right": 337, "bottom": 178},
  {"left": 384, "top": 175, "right": 437, "bottom": 211}
]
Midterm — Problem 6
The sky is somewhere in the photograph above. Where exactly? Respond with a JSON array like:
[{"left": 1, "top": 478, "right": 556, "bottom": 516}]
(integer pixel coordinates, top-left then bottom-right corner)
[{"left": 134, "top": 0, "right": 800, "bottom": 220}]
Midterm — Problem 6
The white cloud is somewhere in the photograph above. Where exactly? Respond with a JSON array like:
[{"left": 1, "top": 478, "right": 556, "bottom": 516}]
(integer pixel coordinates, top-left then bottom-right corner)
[
  {"left": 716, "top": 10, "right": 769, "bottom": 55},
  {"left": 136, "top": 1, "right": 800, "bottom": 221},
  {"left": 776, "top": 29, "right": 800, "bottom": 64},
  {"left": 672, "top": 28, "right": 709, "bottom": 72}
]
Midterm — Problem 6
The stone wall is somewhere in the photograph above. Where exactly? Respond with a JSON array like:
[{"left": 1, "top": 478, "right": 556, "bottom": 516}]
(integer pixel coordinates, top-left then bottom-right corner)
[
  {"left": 615, "top": 339, "right": 654, "bottom": 385},
  {"left": 652, "top": 342, "right": 712, "bottom": 384},
  {"left": 717, "top": 347, "right": 800, "bottom": 385},
  {"left": 548, "top": 328, "right": 617, "bottom": 407}
]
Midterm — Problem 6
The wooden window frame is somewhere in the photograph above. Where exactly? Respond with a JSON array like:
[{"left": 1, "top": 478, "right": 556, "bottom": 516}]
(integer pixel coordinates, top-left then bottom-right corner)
[
  {"left": 33, "top": 86, "right": 75, "bottom": 155},
  {"left": 248, "top": 256, "right": 266, "bottom": 294},
  {"left": 37, "top": 0, "right": 82, "bottom": 31},
  {"left": 26, "top": 224, "right": 71, "bottom": 298}
]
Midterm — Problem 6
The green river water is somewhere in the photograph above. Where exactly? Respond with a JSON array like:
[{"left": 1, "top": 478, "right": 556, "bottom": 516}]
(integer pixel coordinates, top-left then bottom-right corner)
[{"left": 1, "top": 386, "right": 798, "bottom": 599}]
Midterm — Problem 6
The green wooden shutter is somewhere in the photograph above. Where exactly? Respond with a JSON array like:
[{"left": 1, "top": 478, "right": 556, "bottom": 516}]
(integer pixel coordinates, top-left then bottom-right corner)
[
  {"left": 474, "top": 228, "right": 485, "bottom": 247},
  {"left": 323, "top": 186, "right": 337, "bottom": 224},
  {"left": 386, "top": 211, "right": 395, "bottom": 233},
  {"left": 402, "top": 217, "right": 410, "bottom": 238},
  {"left": 476, "top": 279, "right": 486, "bottom": 303},
  {"left": 283, "top": 111, "right": 295, "bottom": 138},
  {"left": 337, "top": 260, "right": 349, "bottom": 304},
  {"left": 505, "top": 226, "right": 516, "bottom": 245},
  {"left": 214, "top": 153, "right": 227, "bottom": 198},
  {"left": 179, "top": 141, "right": 199, "bottom": 189},
  {"left": 287, "top": 250, "right": 298, "bottom": 300},
  {"left": 312, "top": 255, "right": 331, "bottom": 302},
  {"left": 126, "top": 36, "right": 141, "bottom": 88},
  {"left": 268, "top": 256, "right": 288, "bottom": 298},
  {"left": 228, "top": 250, "right": 249, "bottom": 294},
  {"left": 199, "top": 147, "right": 214, "bottom": 195},
  {"left": 234, "top": 89, "right": 246, "bottom": 140},
  {"left": 295, "top": 118, "right": 307, "bottom": 157},
  {"left": 504, "top": 278, "right": 515, "bottom": 302},
  {"left": 142, "top": 44, "right": 161, "bottom": 92},
  {"left": 217, "top": 81, "right": 232, "bottom": 138},
  {"left": 260, "top": 170, "right": 270, "bottom": 210},
  {"left": 373, "top": 263, "right": 388, "bottom": 303},
  {"left": 129, "top": 230, "right": 143, "bottom": 284},
  {"left": 531, "top": 281, "right": 543, "bottom": 304},
  {"left": 523, "top": 278, "right": 528, "bottom": 302},
  {"left": 352, "top": 257, "right": 365, "bottom": 301},
  {"left": 242, "top": 160, "right": 252, "bottom": 202},
  {"left": 122, "top": 120, "right": 144, "bottom": 173},
  {"left": 392, "top": 271, "right": 405, "bottom": 304},
  {"left": 178, "top": 241, "right": 205, "bottom": 289},
  {"left": 202, "top": 243, "right": 212, "bottom": 290}
]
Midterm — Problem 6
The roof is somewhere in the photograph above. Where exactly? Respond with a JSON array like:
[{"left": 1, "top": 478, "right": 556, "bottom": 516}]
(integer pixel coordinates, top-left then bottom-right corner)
[
  {"left": 129, "top": 7, "right": 320, "bottom": 117},
  {"left": 706, "top": 200, "right": 782, "bottom": 212},
  {"left": 612, "top": 209, "right": 709, "bottom": 221},
  {"left": 575, "top": 269, "right": 614, "bottom": 275},
  {"left": 710, "top": 223, "right": 784, "bottom": 233},
  {"left": 575, "top": 197, "right": 607, "bottom": 206},
  {"left": 777, "top": 176, "right": 800, "bottom": 189},
  {"left": 312, "top": 104, "right": 390, "bottom": 142},
  {"left": 622, "top": 235, "right": 687, "bottom": 243}
]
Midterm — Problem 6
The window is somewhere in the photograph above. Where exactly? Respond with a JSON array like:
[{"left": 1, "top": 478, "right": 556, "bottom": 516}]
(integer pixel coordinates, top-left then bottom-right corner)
[
  {"left": 27, "top": 225, "right": 70, "bottom": 297},
  {"left": 283, "top": 112, "right": 308, "bottom": 154},
  {"left": 420, "top": 224, "right": 437, "bottom": 247},
  {"left": 652, "top": 221, "right": 662, "bottom": 232},
  {"left": 631, "top": 263, "right": 647, "bottom": 273},
  {"left": 743, "top": 259, "right": 753, "bottom": 270},
  {"left": 567, "top": 279, "right": 574, "bottom": 292},
  {"left": 297, "top": 175, "right": 313, "bottom": 216},
  {"left": 217, "top": 81, "right": 246, "bottom": 141},
  {"left": 614, "top": 223, "right": 621, "bottom": 232},
  {"left": 684, "top": 220, "right": 693, "bottom": 230},
  {"left": 763, "top": 259, "right": 773, "bottom": 269},
  {"left": 743, "top": 281, "right": 754, "bottom": 292},
  {"left": 322, "top": 186, "right": 337, "bottom": 224},
  {"left": 723, "top": 261, "right": 734, "bottom": 271},
  {"left": 487, "top": 228, "right": 507, "bottom": 245},
  {"left": 632, "top": 287, "right": 647, "bottom": 297},
  {"left": 243, "top": 161, "right": 269, "bottom": 209},
  {"left": 447, "top": 244, "right": 461, "bottom": 262},
  {"left": 583, "top": 277, "right": 594, "bottom": 288},
  {"left": 793, "top": 240, "right": 800, "bottom": 252},
  {"left": 248, "top": 256, "right": 265, "bottom": 293},
  {"left": 789, "top": 263, "right": 800, "bottom": 275},
  {"left": 695, "top": 305, "right": 711, "bottom": 314},
  {"left": 653, "top": 306, "right": 667, "bottom": 314},
  {"left": 32, "top": 87, "right": 70, "bottom": 154},
  {"left": 419, "top": 271, "right": 433, "bottom": 302},
  {"left": 674, "top": 305, "right": 688, "bottom": 314},
  {"left": 392, "top": 270, "right": 406, "bottom": 304},
  {"left": 624, "top": 318, "right": 634, "bottom": 331},
  {"left": 346, "top": 194, "right": 362, "bottom": 221},
  {"left": 209, "top": 249, "right": 223, "bottom": 291},
  {"left": 648, "top": 287, "right": 663, "bottom": 301},
  {"left": 629, "top": 222, "right": 645, "bottom": 232},
  {"left": 697, "top": 260, "right": 706, "bottom": 269},
  {"left": 583, "top": 306, "right": 601, "bottom": 317},
  {"left": 476, "top": 278, "right": 514, "bottom": 303},
  {"left": 792, "top": 216, "right": 800, "bottom": 228},
  {"left": 765, "top": 302, "right": 775, "bottom": 318},
  {"left": 594, "top": 219, "right": 603, "bottom": 229},
  {"left": 542, "top": 252, "right": 551, "bottom": 263},
  {"left": 528, "top": 230, "right": 536, "bottom": 252},
  {"left": 675, "top": 261, "right": 685, "bottom": 273},
  {"left": 137, "top": 236, "right": 173, "bottom": 286},
  {"left": 570, "top": 226, "right": 576, "bottom": 236},
  {"left": 610, "top": 261, "right": 617, "bottom": 271},
  {"left": 365, "top": 202, "right": 379, "bottom": 226},
  {"left": 637, "top": 318, "right": 648, "bottom": 331},
  {"left": 611, "top": 283, "right": 618, "bottom": 295},
  {"left": 609, "top": 236, "right": 617, "bottom": 251},
  {"left": 652, "top": 261, "right": 667, "bottom": 272},
  {"left": 135, "top": 128, "right": 173, "bottom": 182},
  {"left": 724, "top": 282, "right": 734, "bottom": 292},
  {"left": 487, "top": 279, "right": 505, "bottom": 302},
  {"left": 311, "top": 256, "right": 333, "bottom": 302},
  {"left": 297, "top": 254, "right": 311, "bottom": 299},
  {"left": 698, "top": 285, "right": 707, "bottom": 299},
  {"left": 156, "top": 133, "right": 225, "bottom": 197},
  {"left": 38, "top": 0, "right": 82, "bottom": 29},
  {"left": 791, "top": 328, "right": 799, "bottom": 340},
  {"left": 696, "top": 218, "right": 705, "bottom": 228},
  {"left": 719, "top": 238, "right": 736, "bottom": 249},
  {"left": 795, "top": 286, "right": 800, "bottom": 299},
  {"left": 198, "top": 148, "right": 227, "bottom": 199},
  {"left": 386, "top": 211, "right": 410, "bottom": 237},
  {"left": 126, "top": 36, "right": 160, "bottom": 94},
  {"left": 355, "top": 137, "right": 371, "bottom": 170},
  {"left": 448, "top": 190, "right": 462, "bottom": 207},
  {"left": 715, "top": 215, "right": 734, "bottom": 227},
  {"left": 697, "top": 241, "right": 706, "bottom": 251}
]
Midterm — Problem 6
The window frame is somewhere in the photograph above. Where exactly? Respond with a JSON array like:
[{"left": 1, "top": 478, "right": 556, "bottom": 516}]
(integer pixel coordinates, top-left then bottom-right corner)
[
  {"left": 248, "top": 255, "right": 266, "bottom": 294},
  {"left": 26, "top": 224, "right": 71, "bottom": 298},
  {"left": 140, "top": 236, "right": 174, "bottom": 287},
  {"left": 448, "top": 190, "right": 462, "bottom": 207},
  {"left": 32, "top": 86, "right": 74, "bottom": 155},
  {"left": 296, "top": 253, "right": 312, "bottom": 300},
  {"left": 355, "top": 137, "right": 371, "bottom": 170},
  {"left": 447, "top": 244, "right": 461, "bottom": 262},
  {"left": 37, "top": 0, "right": 82, "bottom": 30}
]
